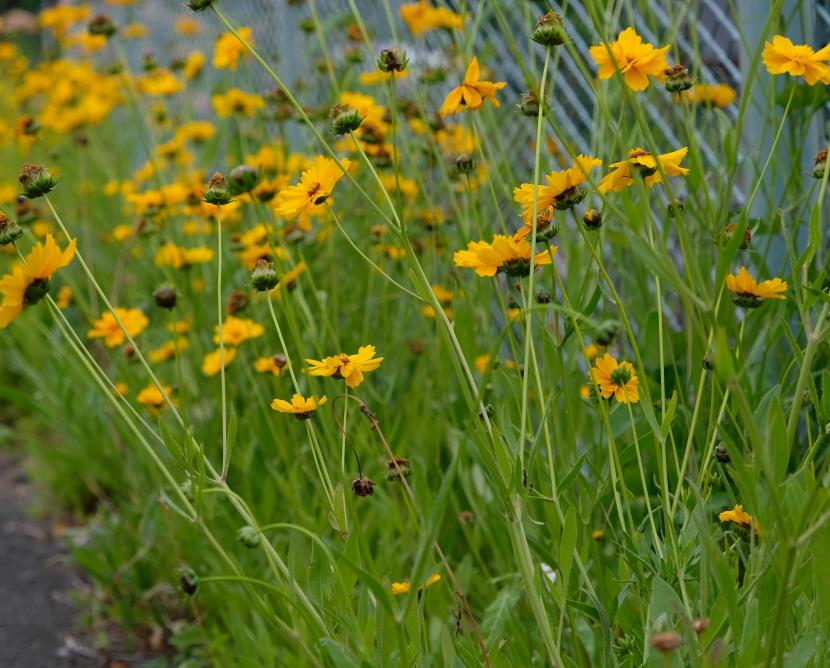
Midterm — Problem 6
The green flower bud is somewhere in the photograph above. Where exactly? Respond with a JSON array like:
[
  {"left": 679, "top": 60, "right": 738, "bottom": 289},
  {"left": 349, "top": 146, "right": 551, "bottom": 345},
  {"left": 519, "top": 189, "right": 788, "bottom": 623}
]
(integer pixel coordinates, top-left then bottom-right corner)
[
  {"left": 530, "top": 11, "right": 568, "bottom": 47},
  {"left": 664, "top": 64, "right": 693, "bottom": 93},
  {"left": 203, "top": 172, "right": 233, "bottom": 205},
  {"left": 178, "top": 567, "right": 199, "bottom": 595},
  {"left": 18, "top": 164, "right": 58, "bottom": 199},
  {"left": 236, "top": 526, "right": 261, "bottom": 548},
  {"left": 455, "top": 153, "right": 476, "bottom": 174},
  {"left": 88, "top": 15, "right": 117, "bottom": 38},
  {"left": 377, "top": 48, "right": 408, "bottom": 73},
  {"left": 250, "top": 259, "right": 279, "bottom": 292},
  {"left": 582, "top": 208, "right": 602, "bottom": 230},
  {"left": 386, "top": 456, "right": 412, "bottom": 481},
  {"left": 553, "top": 185, "right": 586, "bottom": 210},
  {"left": 24, "top": 277, "right": 50, "bottom": 305},
  {"left": 595, "top": 319, "right": 618, "bottom": 346},
  {"left": 186, "top": 0, "right": 216, "bottom": 11},
  {"left": 667, "top": 198, "right": 684, "bottom": 217},
  {"left": 812, "top": 148, "right": 827, "bottom": 179},
  {"left": 330, "top": 103, "right": 364, "bottom": 135},
  {"left": 518, "top": 90, "right": 541, "bottom": 117},
  {"left": 0, "top": 212, "right": 24, "bottom": 246},
  {"left": 228, "top": 164, "right": 260, "bottom": 196}
]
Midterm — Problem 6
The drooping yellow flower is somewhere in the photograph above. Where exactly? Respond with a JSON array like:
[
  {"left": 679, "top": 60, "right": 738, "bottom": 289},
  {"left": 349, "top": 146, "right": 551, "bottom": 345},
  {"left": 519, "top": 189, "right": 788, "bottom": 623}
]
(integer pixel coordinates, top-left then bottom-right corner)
[
  {"left": 726, "top": 267, "right": 788, "bottom": 307},
  {"left": 87, "top": 307, "right": 149, "bottom": 348},
  {"left": 214, "top": 316, "right": 264, "bottom": 346},
  {"left": 274, "top": 156, "right": 351, "bottom": 219},
  {"left": 513, "top": 155, "right": 602, "bottom": 219},
  {"left": 591, "top": 353, "right": 639, "bottom": 404},
  {"left": 683, "top": 83, "right": 737, "bottom": 107},
  {"left": 255, "top": 355, "right": 287, "bottom": 376},
  {"left": 305, "top": 345, "right": 383, "bottom": 389},
  {"left": 136, "top": 383, "right": 173, "bottom": 414},
  {"left": 271, "top": 394, "right": 327, "bottom": 420},
  {"left": 0, "top": 234, "right": 77, "bottom": 328},
  {"left": 400, "top": 1, "right": 463, "bottom": 35},
  {"left": 762, "top": 35, "right": 830, "bottom": 85},
  {"left": 213, "top": 27, "right": 253, "bottom": 70},
  {"left": 597, "top": 147, "right": 688, "bottom": 193},
  {"left": 453, "top": 235, "right": 556, "bottom": 277},
  {"left": 439, "top": 57, "right": 506, "bottom": 116},
  {"left": 589, "top": 27, "right": 670, "bottom": 91},
  {"left": 719, "top": 504, "right": 761, "bottom": 536},
  {"left": 202, "top": 347, "right": 237, "bottom": 377}
]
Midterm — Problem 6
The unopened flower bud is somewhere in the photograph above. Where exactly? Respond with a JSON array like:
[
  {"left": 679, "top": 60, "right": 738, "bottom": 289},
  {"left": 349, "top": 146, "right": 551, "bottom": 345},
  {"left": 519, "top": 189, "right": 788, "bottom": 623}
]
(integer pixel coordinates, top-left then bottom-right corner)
[
  {"left": 455, "top": 153, "right": 476, "bottom": 174},
  {"left": 228, "top": 164, "right": 260, "bottom": 196},
  {"left": 721, "top": 222, "right": 751, "bottom": 250},
  {"left": 649, "top": 631, "right": 682, "bottom": 653},
  {"left": 88, "top": 15, "right": 117, "bottom": 38},
  {"left": 330, "top": 103, "right": 363, "bottom": 135},
  {"left": 0, "top": 212, "right": 23, "bottom": 246},
  {"left": 595, "top": 319, "right": 618, "bottom": 346},
  {"left": 664, "top": 64, "right": 693, "bottom": 93},
  {"left": 536, "top": 290, "right": 551, "bottom": 304},
  {"left": 352, "top": 476, "right": 375, "bottom": 497},
  {"left": 518, "top": 90, "right": 541, "bottom": 116},
  {"left": 186, "top": 0, "right": 215, "bottom": 11},
  {"left": 377, "top": 48, "right": 408, "bottom": 73},
  {"left": 178, "top": 567, "right": 199, "bottom": 595},
  {"left": 250, "top": 259, "right": 279, "bottom": 292},
  {"left": 227, "top": 290, "right": 250, "bottom": 315},
  {"left": 582, "top": 208, "right": 602, "bottom": 230},
  {"left": 692, "top": 618, "right": 710, "bottom": 634},
  {"left": 236, "top": 526, "right": 261, "bottom": 548},
  {"left": 702, "top": 355, "right": 714, "bottom": 371},
  {"left": 203, "top": 172, "right": 232, "bottom": 205},
  {"left": 153, "top": 284, "right": 177, "bottom": 309},
  {"left": 715, "top": 444, "right": 730, "bottom": 464},
  {"left": 667, "top": 198, "right": 684, "bottom": 217},
  {"left": 554, "top": 185, "right": 586, "bottom": 210},
  {"left": 811, "top": 148, "right": 827, "bottom": 180},
  {"left": 386, "top": 456, "right": 412, "bottom": 481},
  {"left": 530, "top": 11, "right": 568, "bottom": 46},
  {"left": 18, "top": 164, "right": 57, "bottom": 199}
]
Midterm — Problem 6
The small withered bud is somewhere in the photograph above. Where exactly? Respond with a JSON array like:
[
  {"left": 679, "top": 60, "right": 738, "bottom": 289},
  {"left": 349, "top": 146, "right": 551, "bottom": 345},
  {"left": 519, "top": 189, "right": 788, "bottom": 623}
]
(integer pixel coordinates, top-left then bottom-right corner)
[
  {"left": 812, "top": 148, "right": 828, "bottom": 180},
  {"left": 203, "top": 172, "right": 233, "bottom": 205},
  {"left": 595, "top": 319, "right": 619, "bottom": 347},
  {"left": 186, "top": 0, "right": 216, "bottom": 11},
  {"left": 228, "top": 164, "right": 260, "bottom": 196},
  {"left": 18, "top": 164, "right": 57, "bottom": 199},
  {"left": 16, "top": 115, "right": 40, "bottom": 137},
  {"left": 142, "top": 52, "right": 158, "bottom": 72},
  {"left": 272, "top": 353, "right": 288, "bottom": 369},
  {"left": 346, "top": 23, "right": 364, "bottom": 42},
  {"left": 721, "top": 222, "right": 751, "bottom": 250},
  {"left": 386, "top": 456, "right": 412, "bottom": 481},
  {"left": 352, "top": 477, "right": 375, "bottom": 497},
  {"left": 667, "top": 198, "right": 684, "bottom": 217},
  {"left": 536, "top": 290, "right": 552, "bottom": 304},
  {"left": 408, "top": 339, "right": 425, "bottom": 355},
  {"left": 88, "top": 14, "right": 117, "bottom": 38},
  {"left": 582, "top": 208, "right": 602, "bottom": 230},
  {"left": 458, "top": 510, "right": 475, "bottom": 524},
  {"left": 715, "top": 444, "right": 730, "bottom": 464},
  {"left": 702, "top": 355, "right": 714, "bottom": 371},
  {"left": 692, "top": 618, "right": 710, "bottom": 634},
  {"left": 455, "top": 153, "right": 476, "bottom": 174},
  {"left": 664, "top": 64, "right": 693, "bottom": 93},
  {"left": 649, "top": 631, "right": 682, "bottom": 654},
  {"left": 530, "top": 10, "right": 568, "bottom": 47},
  {"left": 330, "top": 103, "right": 364, "bottom": 135},
  {"left": 236, "top": 526, "right": 261, "bottom": 548},
  {"left": 377, "top": 48, "right": 408, "bottom": 73},
  {"left": 519, "top": 90, "right": 541, "bottom": 116},
  {"left": 227, "top": 290, "right": 250, "bottom": 316},
  {"left": 178, "top": 567, "right": 199, "bottom": 595},
  {"left": 250, "top": 259, "right": 279, "bottom": 292},
  {"left": 0, "top": 212, "right": 24, "bottom": 246},
  {"left": 153, "top": 284, "right": 177, "bottom": 309}
]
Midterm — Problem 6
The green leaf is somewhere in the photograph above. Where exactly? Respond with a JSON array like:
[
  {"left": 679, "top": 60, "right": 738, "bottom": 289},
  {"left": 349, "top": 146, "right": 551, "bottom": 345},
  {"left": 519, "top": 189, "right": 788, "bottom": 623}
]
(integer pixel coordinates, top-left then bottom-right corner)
[
  {"left": 481, "top": 583, "right": 521, "bottom": 647},
  {"left": 559, "top": 507, "right": 577, "bottom": 586}
]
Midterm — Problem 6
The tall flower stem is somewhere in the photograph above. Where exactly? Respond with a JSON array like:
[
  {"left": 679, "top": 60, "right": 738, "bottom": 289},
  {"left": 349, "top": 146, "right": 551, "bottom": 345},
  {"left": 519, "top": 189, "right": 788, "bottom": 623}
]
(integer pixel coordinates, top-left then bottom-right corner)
[{"left": 215, "top": 206, "right": 230, "bottom": 480}]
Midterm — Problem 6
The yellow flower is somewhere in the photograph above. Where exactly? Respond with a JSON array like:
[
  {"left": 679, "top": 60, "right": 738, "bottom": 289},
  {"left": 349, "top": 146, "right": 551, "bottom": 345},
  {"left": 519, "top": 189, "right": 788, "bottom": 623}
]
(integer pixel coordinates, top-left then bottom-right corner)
[
  {"left": 726, "top": 267, "right": 787, "bottom": 307},
  {"left": 154, "top": 243, "right": 214, "bottom": 269},
  {"left": 175, "top": 16, "right": 201, "bottom": 36},
  {"left": 589, "top": 27, "right": 670, "bottom": 91},
  {"left": 400, "top": 1, "right": 463, "bottom": 35},
  {"left": 453, "top": 234, "right": 556, "bottom": 277},
  {"left": 305, "top": 345, "right": 384, "bottom": 388},
  {"left": 591, "top": 353, "right": 639, "bottom": 404},
  {"left": 55, "top": 285, "right": 74, "bottom": 309},
  {"left": 213, "top": 27, "right": 252, "bottom": 70},
  {"left": 271, "top": 394, "right": 327, "bottom": 420},
  {"left": 274, "top": 156, "right": 351, "bottom": 219},
  {"left": 122, "top": 22, "right": 149, "bottom": 40},
  {"left": 212, "top": 88, "right": 265, "bottom": 118},
  {"left": 439, "top": 57, "right": 506, "bottom": 116},
  {"left": 513, "top": 155, "right": 601, "bottom": 219},
  {"left": 87, "top": 307, "right": 149, "bottom": 348},
  {"left": 214, "top": 316, "right": 264, "bottom": 345},
  {"left": 255, "top": 355, "right": 286, "bottom": 376},
  {"left": 202, "top": 347, "right": 237, "bottom": 376},
  {"left": 762, "top": 35, "right": 830, "bottom": 85},
  {"left": 598, "top": 147, "right": 688, "bottom": 194},
  {"left": 182, "top": 51, "right": 206, "bottom": 80},
  {"left": 136, "top": 384, "right": 173, "bottom": 414},
  {"left": 683, "top": 83, "right": 736, "bottom": 107},
  {"left": 148, "top": 339, "right": 190, "bottom": 364},
  {"left": 0, "top": 234, "right": 77, "bottom": 328},
  {"left": 391, "top": 572, "right": 441, "bottom": 595},
  {"left": 719, "top": 504, "right": 762, "bottom": 536}
]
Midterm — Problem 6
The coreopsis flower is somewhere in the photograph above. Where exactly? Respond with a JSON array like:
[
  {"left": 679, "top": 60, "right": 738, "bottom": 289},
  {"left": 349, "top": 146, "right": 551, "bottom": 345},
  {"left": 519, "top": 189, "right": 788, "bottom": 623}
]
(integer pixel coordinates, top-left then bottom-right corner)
[
  {"left": 589, "top": 27, "right": 670, "bottom": 91},
  {"left": 513, "top": 155, "right": 601, "bottom": 219},
  {"left": 597, "top": 147, "right": 688, "bottom": 193},
  {"left": 400, "top": 1, "right": 463, "bottom": 35},
  {"left": 0, "top": 234, "right": 77, "bottom": 328},
  {"left": 305, "top": 345, "right": 384, "bottom": 388},
  {"left": 213, "top": 27, "right": 253, "bottom": 70},
  {"left": 255, "top": 354, "right": 287, "bottom": 376},
  {"left": 274, "top": 156, "right": 351, "bottom": 219},
  {"left": 148, "top": 339, "right": 190, "bottom": 363},
  {"left": 213, "top": 316, "right": 264, "bottom": 345},
  {"left": 154, "top": 243, "right": 214, "bottom": 269},
  {"left": 453, "top": 235, "right": 557, "bottom": 277},
  {"left": 271, "top": 394, "right": 327, "bottom": 420},
  {"left": 87, "top": 308, "right": 149, "bottom": 347},
  {"left": 55, "top": 285, "right": 74, "bottom": 309},
  {"left": 439, "top": 57, "right": 506, "bottom": 116},
  {"left": 719, "top": 504, "right": 761, "bottom": 536},
  {"left": 762, "top": 35, "right": 830, "bottom": 85},
  {"left": 591, "top": 353, "right": 639, "bottom": 404},
  {"left": 202, "top": 347, "right": 237, "bottom": 376},
  {"left": 212, "top": 88, "right": 266, "bottom": 118},
  {"left": 391, "top": 573, "right": 441, "bottom": 596},
  {"left": 136, "top": 384, "right": 173, "bottom": 414},
  {"left": 683, "top": 83, "right": 737, "bottom": 107},
  {"left": 726, "top": 267, "right": 788, "bottom": 308}
]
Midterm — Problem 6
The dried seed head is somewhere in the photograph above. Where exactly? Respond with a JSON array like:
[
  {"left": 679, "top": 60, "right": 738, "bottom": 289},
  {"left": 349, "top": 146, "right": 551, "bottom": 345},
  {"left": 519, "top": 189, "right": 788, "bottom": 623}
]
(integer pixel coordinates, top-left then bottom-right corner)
[
  {"left": 153, "top": 284, "right": 177, "bottom": 310},
  {"left": 649, "top": 630, "right": 682, "bottom": 653},
  {"left": 352, "top": 477, "right": 375, "bottom": 497}
]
